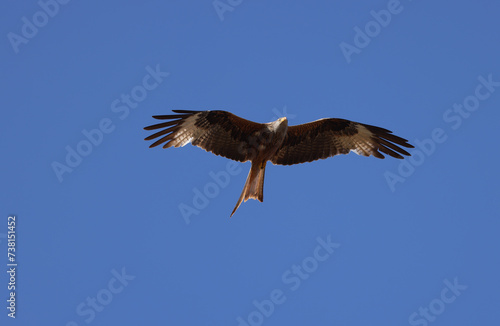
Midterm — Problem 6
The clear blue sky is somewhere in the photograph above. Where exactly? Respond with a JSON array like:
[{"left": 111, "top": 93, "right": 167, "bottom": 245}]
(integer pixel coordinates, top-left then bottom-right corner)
[{"left": 1, "top": 1, "right": 499, "bottom": 325}]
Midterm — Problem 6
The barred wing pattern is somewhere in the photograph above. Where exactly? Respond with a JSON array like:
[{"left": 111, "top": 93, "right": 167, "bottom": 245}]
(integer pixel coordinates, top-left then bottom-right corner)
[
  {"left": 271, "top": 118, "right": 414, "bottom": 165},
  {"left": 144, "top": 110, "right": 265, "bottom": 162}
]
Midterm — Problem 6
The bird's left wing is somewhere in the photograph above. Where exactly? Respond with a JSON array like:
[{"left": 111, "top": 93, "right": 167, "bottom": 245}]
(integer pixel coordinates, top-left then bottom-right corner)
[
  {"left": 271, "top": 118, "right": 414, "bottom": 165},
  {"left": 144, "top": 110, "right": 264, "bottom": 162}
]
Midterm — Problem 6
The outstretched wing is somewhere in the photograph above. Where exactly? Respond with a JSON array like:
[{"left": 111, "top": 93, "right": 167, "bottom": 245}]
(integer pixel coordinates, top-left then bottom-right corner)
[
  {"left": 144, "top": 110, "right": 264, "bottom": 162},
  {"left": 271, "top": 118, "right": 414, "bottom": 165}
]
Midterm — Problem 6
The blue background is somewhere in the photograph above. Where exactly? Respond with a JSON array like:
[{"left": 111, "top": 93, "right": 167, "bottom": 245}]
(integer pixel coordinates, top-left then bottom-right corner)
[{"left": 1, "top": 1, "right": 499, "bottom": 325}]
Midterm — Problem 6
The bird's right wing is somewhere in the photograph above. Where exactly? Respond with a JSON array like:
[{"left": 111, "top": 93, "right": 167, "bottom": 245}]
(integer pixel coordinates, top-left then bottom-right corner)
[{"left": 144, "top": 110, "right": 265, "bottom": 162}]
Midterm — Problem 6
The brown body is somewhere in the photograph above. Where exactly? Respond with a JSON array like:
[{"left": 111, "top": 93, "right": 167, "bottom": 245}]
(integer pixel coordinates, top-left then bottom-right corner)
[{"left": 230, "top": 117, "right": 288, "bottom": 216}]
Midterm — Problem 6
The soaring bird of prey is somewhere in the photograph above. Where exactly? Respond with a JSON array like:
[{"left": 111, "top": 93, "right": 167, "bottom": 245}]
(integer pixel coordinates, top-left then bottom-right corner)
[{"left": 144, "top": 110, "right": 414, "bottom": 216}]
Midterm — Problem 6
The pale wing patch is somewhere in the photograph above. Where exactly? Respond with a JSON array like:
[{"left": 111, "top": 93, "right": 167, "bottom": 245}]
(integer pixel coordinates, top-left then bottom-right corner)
[
  {"left": 168, "top": 113, "right": 202, "bottom": 147},
  {"left": 347, "top": 124, "right": 377, "bottom": 157}
]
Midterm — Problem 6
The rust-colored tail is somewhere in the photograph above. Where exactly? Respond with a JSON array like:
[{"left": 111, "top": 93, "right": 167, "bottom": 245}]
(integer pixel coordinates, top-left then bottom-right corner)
[{"left": 230, "top": 162, "right": 266, "bottom": 217}]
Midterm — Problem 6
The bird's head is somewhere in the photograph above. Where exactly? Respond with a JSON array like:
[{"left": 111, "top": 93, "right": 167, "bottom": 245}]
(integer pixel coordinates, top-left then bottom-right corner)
[
  {"left": 269, "top": 116, "right": 288, "bottom": 134},
  {"left": 273, "top": 116, "right": 288, "bottom": 126}
]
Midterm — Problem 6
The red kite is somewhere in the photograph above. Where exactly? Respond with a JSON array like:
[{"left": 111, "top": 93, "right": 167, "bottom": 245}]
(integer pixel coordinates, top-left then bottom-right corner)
[{"left": 144, "top": 110, "right": 414, "bottom": 216}]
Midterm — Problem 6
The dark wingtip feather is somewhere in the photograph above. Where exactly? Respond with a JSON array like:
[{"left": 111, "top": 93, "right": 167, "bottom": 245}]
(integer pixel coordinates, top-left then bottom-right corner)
[
  {"left": 144, "top": 134, "right": 160, "bottom": 141},
  {"left": 144, "top": 110, "right": 197, "bottom": 146},
  {"left": 171, "top": 109, "right": 202, "bottom": 114},
  {"left": 362, "top": 123, "right": 414, "bottom": 159},
  {"left": 152, "top": 114, "right": 185, "bottom": 120},
  {"left": 372, "top": 151, "right": 385, "bottom": 159},
  {"left": 380, "top": 146, "right": 404, "bottom": 159},
  {"left": 144, "top": 120, "right": 181, "bottom": 131}
]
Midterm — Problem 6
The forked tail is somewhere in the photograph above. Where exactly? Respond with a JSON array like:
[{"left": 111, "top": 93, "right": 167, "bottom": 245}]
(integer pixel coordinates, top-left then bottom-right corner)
[{"left": 230, "top": 162, "right": 266, "bottom": 217}]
